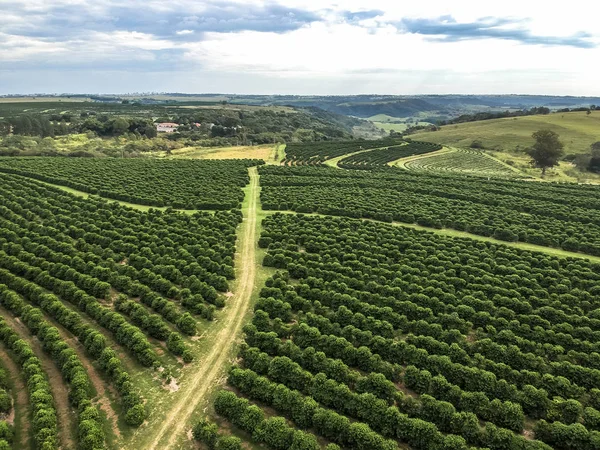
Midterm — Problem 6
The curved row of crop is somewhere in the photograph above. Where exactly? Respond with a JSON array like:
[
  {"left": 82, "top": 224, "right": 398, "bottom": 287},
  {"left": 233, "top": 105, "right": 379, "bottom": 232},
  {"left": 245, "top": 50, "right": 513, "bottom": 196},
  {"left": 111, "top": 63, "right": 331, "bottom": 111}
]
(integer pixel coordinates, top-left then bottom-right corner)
[
  {"left": 0, "top": 171, "right": 247, "bottom": 441},
  {"left": 283, "top": 138, "right": 403, "bottom": 165},
  {"left": 0, "top": 286, "right": 107, "bottom": 448},
  {"left": 211, "top": 213, "right": 600, "bottom": 450},
  {"left": 405, "top": 148, "right": 523, "bottom": 178},
  {"left": 0, "top": 317, "right": 59, "bottom": 449},
  {"left": 338, "top": 141, "right": 441, "bottom": 169}
]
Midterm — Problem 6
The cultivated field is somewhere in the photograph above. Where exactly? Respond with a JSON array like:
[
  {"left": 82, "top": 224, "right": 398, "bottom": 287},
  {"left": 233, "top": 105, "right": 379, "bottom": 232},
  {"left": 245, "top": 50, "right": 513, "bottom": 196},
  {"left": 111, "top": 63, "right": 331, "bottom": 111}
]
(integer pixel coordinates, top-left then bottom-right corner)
[
  {"left": 404, "top": 147, "right": 526, "bottom": 178},
  {"left": 2, "top": 140, "right": 600, "bottom": 450}
]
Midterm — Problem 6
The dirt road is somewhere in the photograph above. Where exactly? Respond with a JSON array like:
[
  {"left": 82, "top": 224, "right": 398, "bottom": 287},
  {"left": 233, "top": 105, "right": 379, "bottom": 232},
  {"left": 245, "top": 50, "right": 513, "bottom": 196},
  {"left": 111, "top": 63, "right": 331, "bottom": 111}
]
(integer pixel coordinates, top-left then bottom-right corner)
[{"left": 146, "top": 166, "right": 260, "bottom": 450}]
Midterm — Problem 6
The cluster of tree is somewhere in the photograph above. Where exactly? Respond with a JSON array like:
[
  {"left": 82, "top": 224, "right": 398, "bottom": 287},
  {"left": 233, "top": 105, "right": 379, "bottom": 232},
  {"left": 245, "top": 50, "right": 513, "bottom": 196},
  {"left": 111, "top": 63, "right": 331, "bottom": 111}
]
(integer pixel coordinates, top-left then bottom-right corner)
[
  {"left": 338, "top": 141, "right": 442, "bottom": 169},
  {"left": 0, "top": 317, "right": 58, "bottom": 449},
  {"left": 573, "top": 142, "right": 600, "bottom": 173},
  {"left": 228, "top": 366, "right": 399, "bottom": 449},
  {"left": 76, "top": 116, "right": 157, "bottom": 138},
  {"left": 3, "top": 115, "right": 58, "bottom": 138},
  {"left": 258, "top": 164, "right": 600, "bottom": 255},
  {"left": 0, "top": 368, "right": 12, "bottom": 415},
  {"left": 0, "top": 252, "right": 158, "bottom": 367},
  {"left": 437, "top": 107, "right": 551, "bottom": 126},
  {"left": 165, "top": 107, "right": 356, "bottom": 144},
  {"left": 1, "top": 114, "right": 158, "bottom": 140},
  {"left": 534, "top": 419, "right": 600, "bottom": 450},
  {"left": 0, "top": 158, "right": 261, "bottom": 210},
  {"left": 0, "top": 366, "right": 13, "bottom": 450},
  {"left": 0, "top": 421, "right": 13, "bottom": 450},
  {"left": 238, "top": 347, "right": 542, "bottom": 450},
  {"left": 192, "top": 419, "right": 243, "bottom": 450},
  {"left": 556, "top": 105, "right": 600, "bottom": 113},
  {"left": 0, "top": 168, "right": 253, "bottom": 428}
]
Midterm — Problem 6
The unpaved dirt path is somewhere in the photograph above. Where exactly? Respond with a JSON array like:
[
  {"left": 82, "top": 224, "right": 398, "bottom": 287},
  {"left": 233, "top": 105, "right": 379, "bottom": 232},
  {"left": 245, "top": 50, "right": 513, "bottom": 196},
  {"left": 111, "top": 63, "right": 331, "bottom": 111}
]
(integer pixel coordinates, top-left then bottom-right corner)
[
  {"left": 146, "top": 166, "right": 260, "bottom": 450},
  {"left": 391, "top": 146, "right": 454, "bottom": 169},
  {"left": 0, "top": 346, "right": 30, "bottom": 449},
  {"left": 0, "top": 308, "right": 76, "bottom": 450}
]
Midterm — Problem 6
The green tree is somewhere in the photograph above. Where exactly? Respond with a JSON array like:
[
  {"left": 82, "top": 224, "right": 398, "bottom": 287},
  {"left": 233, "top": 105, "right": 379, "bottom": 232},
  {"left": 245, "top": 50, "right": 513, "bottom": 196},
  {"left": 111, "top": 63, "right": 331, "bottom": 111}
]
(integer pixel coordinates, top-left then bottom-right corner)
[
  {"left": 110, "top": 118, "right": 130, "bottom": 136},
  {"left": 526, "top": 130, "right": 564, "bottom": 175},
  {"left": 216, "top": 436, "right": 243, "bottom": 450}
]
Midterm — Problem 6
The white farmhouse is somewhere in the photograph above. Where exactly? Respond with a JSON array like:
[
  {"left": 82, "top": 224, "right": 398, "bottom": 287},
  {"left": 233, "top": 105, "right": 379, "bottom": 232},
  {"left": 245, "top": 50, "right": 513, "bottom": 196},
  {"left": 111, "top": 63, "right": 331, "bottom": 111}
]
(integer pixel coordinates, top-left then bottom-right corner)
[{"left": 156, "top": 122, "right": 179, "bottom": 133}]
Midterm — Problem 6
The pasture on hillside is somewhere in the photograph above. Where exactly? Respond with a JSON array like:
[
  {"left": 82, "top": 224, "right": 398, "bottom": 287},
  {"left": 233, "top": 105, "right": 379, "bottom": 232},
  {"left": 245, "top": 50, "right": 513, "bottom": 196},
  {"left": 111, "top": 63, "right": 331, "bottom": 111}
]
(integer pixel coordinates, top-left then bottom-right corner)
[{"left": 410, "top": 111, "right": 600, "bottom": 155}]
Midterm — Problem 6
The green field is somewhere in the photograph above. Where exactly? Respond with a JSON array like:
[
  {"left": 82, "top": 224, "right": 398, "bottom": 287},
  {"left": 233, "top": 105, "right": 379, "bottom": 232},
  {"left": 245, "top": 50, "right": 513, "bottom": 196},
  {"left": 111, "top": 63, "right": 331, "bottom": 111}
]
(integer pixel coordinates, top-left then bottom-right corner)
[
  {"left": 410, "top": 111, "right": 600, "bottom": 155},
  {"left": 6, "top": 138, "right": 600, "bottom": 450},
  {"left": 404, "top": 147, "right": 526, "bottom": 178},
  {"left": 367, "top": 114, "right": 432, "bottom": 133}
]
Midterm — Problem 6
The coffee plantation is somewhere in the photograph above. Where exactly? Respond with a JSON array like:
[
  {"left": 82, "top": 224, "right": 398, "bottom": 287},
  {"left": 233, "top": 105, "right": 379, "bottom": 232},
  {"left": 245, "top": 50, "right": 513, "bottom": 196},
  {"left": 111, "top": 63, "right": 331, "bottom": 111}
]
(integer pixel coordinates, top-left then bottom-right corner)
[{"left": 2, "top": 149, "right": 600, "bottom": 450}]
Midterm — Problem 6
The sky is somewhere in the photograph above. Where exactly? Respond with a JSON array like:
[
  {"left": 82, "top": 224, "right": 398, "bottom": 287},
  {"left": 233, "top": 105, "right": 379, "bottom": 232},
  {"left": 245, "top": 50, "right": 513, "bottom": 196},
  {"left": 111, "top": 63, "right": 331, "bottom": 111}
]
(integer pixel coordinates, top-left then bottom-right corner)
[{"left": 1, "top": 0, "right": 599, "bottom": 95}]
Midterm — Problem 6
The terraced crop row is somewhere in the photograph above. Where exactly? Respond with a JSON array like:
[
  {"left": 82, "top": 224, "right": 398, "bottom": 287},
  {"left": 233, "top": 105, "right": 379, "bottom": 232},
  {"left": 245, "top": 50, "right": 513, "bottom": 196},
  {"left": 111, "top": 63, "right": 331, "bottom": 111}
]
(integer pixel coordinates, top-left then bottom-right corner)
[
  {"left": 338, "top": 141, "right": 441, "bottom": 168},
  {"left": 283, "top": 138, "right": 403, "bottom": 165},
  {"left": 259, "top": 165, "right": 600, "bottom": 255},
  {"left": 405, "top": 148, "right": 524, "bottom": 178},
  {"left": 0, "top": 158, "right": 261, "bottom": 209},
  {"left": 211, "top": 213, "right": 600, "bottom": 450}
]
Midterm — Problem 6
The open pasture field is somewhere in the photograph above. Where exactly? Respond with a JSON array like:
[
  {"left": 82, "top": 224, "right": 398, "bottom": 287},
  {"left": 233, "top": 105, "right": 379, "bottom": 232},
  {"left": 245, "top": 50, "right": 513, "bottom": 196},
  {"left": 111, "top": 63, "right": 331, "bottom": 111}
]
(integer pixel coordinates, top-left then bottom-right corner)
[{"left": 410, "top": 111, "right": 600, "bottom": 155}]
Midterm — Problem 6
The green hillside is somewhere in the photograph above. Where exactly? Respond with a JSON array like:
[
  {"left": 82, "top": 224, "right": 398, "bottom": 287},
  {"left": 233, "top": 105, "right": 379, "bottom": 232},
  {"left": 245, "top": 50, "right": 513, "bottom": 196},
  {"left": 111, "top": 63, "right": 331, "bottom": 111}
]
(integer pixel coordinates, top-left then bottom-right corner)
[{"left": 410, "top": 111, "right": 600, "bottom": 155}]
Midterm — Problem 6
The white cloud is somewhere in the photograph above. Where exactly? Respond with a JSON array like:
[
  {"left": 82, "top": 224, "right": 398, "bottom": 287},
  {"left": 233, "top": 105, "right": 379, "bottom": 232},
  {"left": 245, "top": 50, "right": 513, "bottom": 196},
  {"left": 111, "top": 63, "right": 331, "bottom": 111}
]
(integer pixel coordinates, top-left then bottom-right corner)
[{"left": 0, "top": 0, "right": 599, "bottom": 94}]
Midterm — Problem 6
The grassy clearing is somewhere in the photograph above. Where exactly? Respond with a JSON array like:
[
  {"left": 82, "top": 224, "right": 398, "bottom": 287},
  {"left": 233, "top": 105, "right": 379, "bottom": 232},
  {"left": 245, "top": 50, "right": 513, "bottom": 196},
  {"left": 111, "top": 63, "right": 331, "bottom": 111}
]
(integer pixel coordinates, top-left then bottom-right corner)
[
  {"left": 410, "top": 111, "right": 600, "bottom": 155},
  {"left": 264, "top": 143, "right": 286, "bottom": 165},
  {"left": 488, "top": 150, "right": 600, "bottom": 183},
  {"left": 170, "top": 144, "right": 275, "bottom": 160}
]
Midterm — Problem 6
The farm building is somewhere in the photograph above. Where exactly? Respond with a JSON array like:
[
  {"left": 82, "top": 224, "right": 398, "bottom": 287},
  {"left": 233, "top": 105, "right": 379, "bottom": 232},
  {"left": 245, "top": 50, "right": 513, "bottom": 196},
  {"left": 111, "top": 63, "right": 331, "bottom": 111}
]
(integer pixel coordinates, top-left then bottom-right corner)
[{"left": 156, "top": 122, "right": 179, "bottom": 133}]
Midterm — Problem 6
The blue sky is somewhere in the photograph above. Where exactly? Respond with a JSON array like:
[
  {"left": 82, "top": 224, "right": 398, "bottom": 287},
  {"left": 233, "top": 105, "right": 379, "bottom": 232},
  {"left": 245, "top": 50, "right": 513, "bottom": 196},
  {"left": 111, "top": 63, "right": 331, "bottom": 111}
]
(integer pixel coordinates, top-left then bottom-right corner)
[{"left": 1, "top": 0, "right": 598, "bottom": 95}]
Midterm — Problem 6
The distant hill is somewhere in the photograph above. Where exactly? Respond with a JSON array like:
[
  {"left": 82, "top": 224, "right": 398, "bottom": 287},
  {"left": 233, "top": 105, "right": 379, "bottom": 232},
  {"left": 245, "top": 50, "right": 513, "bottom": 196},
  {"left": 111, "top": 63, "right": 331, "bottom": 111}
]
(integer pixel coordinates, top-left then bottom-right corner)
[
  {"left": 409, "top": 110, "right": 600, "bottom": 155},
  {"left": 7, "top": 94, "right": 600, "bottom": 121},
  {"left": 227, "top": 94, "right": 600, "bottom": 120}
]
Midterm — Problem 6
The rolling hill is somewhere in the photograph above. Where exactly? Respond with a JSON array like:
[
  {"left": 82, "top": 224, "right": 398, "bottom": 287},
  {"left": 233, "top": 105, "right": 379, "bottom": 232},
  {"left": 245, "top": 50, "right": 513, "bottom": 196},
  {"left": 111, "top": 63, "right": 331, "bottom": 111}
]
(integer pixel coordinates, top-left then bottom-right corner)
[{"left": 409, "top": 110, "right": 600, "bottom": 155}]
